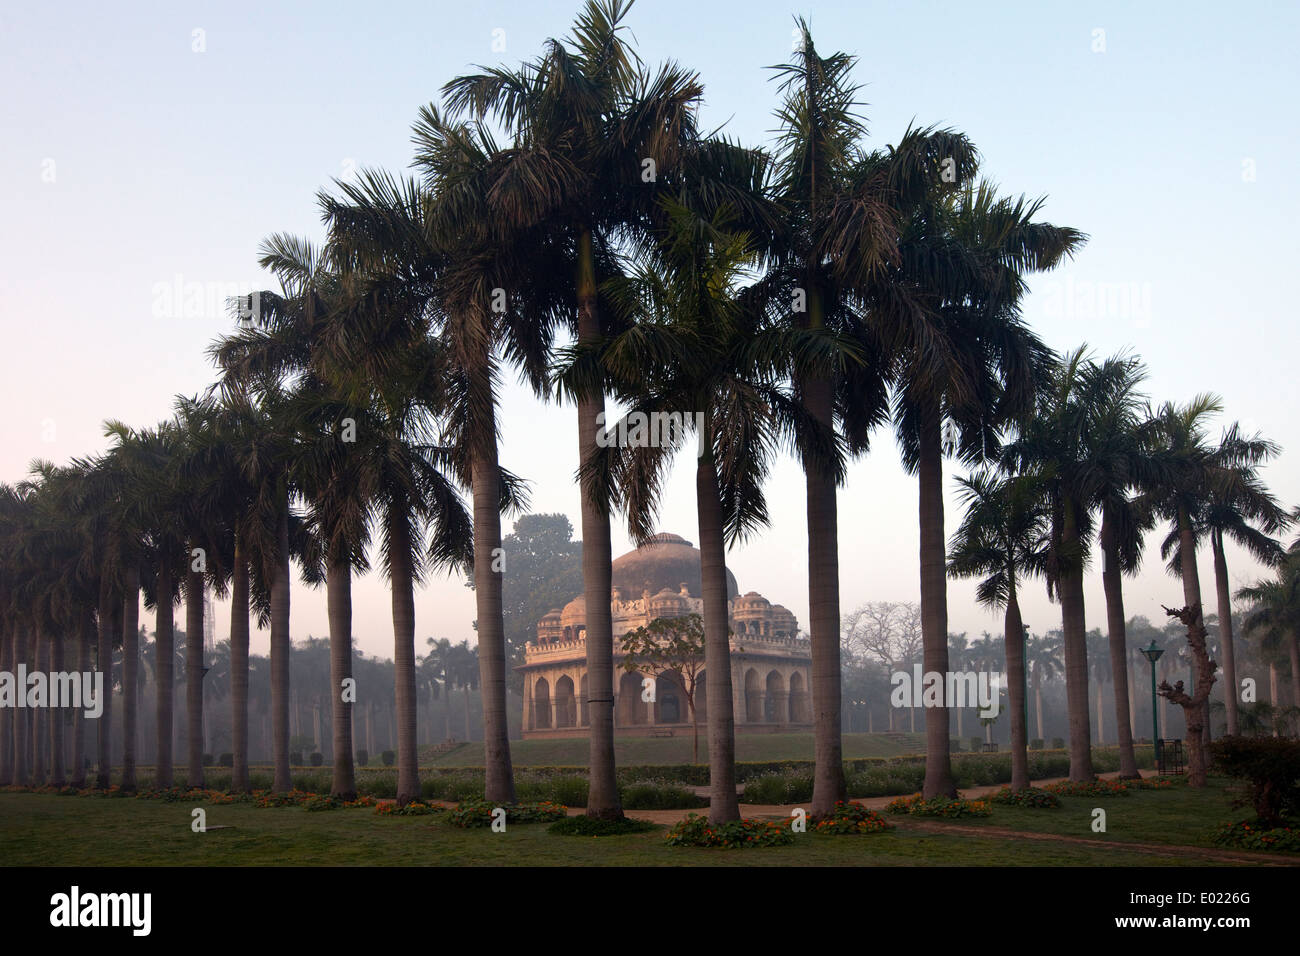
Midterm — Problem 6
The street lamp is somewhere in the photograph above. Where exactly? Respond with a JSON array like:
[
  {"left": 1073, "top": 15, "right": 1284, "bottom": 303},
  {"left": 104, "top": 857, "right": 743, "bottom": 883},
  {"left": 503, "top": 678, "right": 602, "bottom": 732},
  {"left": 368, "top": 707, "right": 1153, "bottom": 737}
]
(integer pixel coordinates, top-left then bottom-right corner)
[{"left": 1140, "top": 640, "right": 1164, "bottom": 768}]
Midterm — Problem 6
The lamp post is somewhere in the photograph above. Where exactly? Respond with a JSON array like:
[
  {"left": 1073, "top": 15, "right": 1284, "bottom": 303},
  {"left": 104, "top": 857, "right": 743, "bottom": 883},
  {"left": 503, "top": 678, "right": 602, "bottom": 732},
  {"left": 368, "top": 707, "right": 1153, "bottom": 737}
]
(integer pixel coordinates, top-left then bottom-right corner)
[{"left": 1140, "top": 640, "right": 1164, "bottom": 768}]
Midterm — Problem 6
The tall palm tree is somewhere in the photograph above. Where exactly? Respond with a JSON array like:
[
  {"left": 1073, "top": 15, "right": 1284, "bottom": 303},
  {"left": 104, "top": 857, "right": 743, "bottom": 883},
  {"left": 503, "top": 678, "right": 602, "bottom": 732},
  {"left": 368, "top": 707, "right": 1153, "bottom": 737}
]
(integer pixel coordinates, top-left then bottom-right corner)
[
  {"left": 1081, "top": 353, "right": 1160, "bottom": 779},
  {"left": 575, "top": 199, "right": 821, "bottom": 821},
  {"left": 877, "top": 183, "right": 1081, "bottom": 796},
  {"left": 1238, "top": 550, "right": 1300, "bottom": 727},
  {"left": 322, "top": 153, "right": 545, "bottom": 806},
  {"left": 1146, "top": 396, "right": 1252, "bottom": 746},
  {"left": 759, "top": 18, "right": 988, "bottom": 812},
  {"left": 1174, "top": 424, "right": 1290, "bottom": 735},
  {"left": 948, "top": 468, "right": 1049, "bottom": 789},
  {"left": 1004, "top": 349, "right": 1139, "bottom": 781},
  {"left": 441, "top": 0, "right": 710, "bottom": 818}
]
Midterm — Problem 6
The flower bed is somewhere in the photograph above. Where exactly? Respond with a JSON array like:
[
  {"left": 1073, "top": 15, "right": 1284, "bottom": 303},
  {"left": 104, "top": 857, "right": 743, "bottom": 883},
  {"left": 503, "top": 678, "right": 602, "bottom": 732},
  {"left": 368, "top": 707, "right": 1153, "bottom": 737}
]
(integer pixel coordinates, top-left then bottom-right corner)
[
  {"left": 376, "top": 799, "right": 440, "bottom": 816},
  {"left": 884, "top": 794, "right": 992, "bottom": 818},
  {"left": 664, "top": 813, "right": 794, "bottom": 848},
  {"left": 811, "top": 800, "right": 895, "bottom": 834},
  {"left": 989, "top": 786, "right": 1061, "bottom": 808},
  {"left": 1212, "top": 820, "right": 1300, "bottom": 852}
]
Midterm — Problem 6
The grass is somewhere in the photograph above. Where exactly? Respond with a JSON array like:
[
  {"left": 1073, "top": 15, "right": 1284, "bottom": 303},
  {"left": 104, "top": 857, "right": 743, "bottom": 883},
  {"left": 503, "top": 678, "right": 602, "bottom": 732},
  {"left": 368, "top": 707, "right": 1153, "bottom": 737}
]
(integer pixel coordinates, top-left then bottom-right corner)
[
  {"left": 929, "top": 777, "right": 1263, "bottom": 852},
  {"left": 418, "top": 732, "right": 927, "bottom": 767},
  {"left": 0, "top": 778, "right": 1284, "bottom": 866}
]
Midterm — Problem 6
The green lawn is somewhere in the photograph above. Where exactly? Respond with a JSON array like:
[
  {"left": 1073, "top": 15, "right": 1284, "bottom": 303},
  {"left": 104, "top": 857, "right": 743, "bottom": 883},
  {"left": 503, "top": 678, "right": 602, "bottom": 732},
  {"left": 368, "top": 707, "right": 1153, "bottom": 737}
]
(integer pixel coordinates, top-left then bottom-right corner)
[
  {"left": 0, "top": 780, "right": 1286, "bottom": 867},
  {"left": 936, "top": 778, "right": 1262, "bottom": 852},
  {"left": 420, "top": 731, "right": 927, "bottom": 767}
]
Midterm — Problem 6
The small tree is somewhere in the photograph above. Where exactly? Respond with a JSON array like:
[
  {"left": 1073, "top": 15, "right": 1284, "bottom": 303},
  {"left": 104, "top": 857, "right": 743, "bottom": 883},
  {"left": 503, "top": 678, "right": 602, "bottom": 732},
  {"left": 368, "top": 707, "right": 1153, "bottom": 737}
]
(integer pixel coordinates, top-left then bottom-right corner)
[
  {"left": 1157, "top": 604, "right": 1217, "bottom": 787},
  {"left": 620, "top": 614, "right": 720, "bottom": 763}
]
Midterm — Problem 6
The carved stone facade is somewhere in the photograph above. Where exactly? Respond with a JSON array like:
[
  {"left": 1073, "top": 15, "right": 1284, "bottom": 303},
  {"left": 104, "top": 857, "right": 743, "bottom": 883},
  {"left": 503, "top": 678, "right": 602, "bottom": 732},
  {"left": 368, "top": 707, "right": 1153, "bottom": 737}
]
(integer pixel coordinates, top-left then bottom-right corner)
[{"left": 520, "top": 533, "right": 812, "bottom": 737}]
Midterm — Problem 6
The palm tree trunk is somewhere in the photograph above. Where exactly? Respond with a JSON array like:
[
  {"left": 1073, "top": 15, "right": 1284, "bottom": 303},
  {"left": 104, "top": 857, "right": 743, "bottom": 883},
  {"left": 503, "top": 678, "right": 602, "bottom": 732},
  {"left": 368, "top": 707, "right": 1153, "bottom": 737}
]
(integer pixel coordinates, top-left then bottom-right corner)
[
  {"left": 12, "top": 628, "right": 27, "bottom": 786},
  {"left": 0, "top": 627, "right": 11, "bottom": 786},
  {"left": 367, "top": 702, "right": 375, "bottom": 755},
  {"left": 697, "top": 444, "right": 740, "bottom": 822},
  {"left": 388, "top": 502, "right": 420, "bottom": 806},
  {"left": 33, "top": 632, "right": 46, "bottom": 785},
  {"left": 327, "top": 552, "right": 356, "bottom": 799},
  {"left": 1289, "top": 633, "right": 1300, "bottom": 718},
  {"left": 1209, "top": 531, "right": 1239, "bottom": 736},
  {"left": 470, "top": 412, "right": 514, "bottom": 804},
  {"left": 1176, "top": 505, "right": 1211, "bottom": 749},
  {"left": 463, "top": 686, "right": 472, "bottom": 742},
  {"left": 154, "top": 565, "right": 175, "bottom": 789},
  {"left": 1100, "top": 509, "right": 1139, "bottom": 777},
  {"left": 1034, "top": 665, "right": 1044, "bottom": 742},
  {"left": 917, "top": 403, "right": 955, "bottom": 798},
  {"left": 1060, "top": 498, "right": 1094, "bottom": 781},
  {"left": 96, "top": 582, "right": 115, "bottom": 788},
  {"left": 1005, "top": 587, "right": 1029, "bottom": 790},
  {"left": 270, "top": 495, "right": 292, "bottom": 793},
  {"left": 230, "top": 545, "right": 250, "bottom": 792},
  {"left": 49, "top": 631, "right": 65, "bottom": 786},
  {"left": 185, "top": 566, "right": 205, "bottom": 788},
  {"left": 575, "top": 227, "right": 621, "bottom": 821},
  {"left": 121, "top": 567, "right": 140, "bottom": 791}
]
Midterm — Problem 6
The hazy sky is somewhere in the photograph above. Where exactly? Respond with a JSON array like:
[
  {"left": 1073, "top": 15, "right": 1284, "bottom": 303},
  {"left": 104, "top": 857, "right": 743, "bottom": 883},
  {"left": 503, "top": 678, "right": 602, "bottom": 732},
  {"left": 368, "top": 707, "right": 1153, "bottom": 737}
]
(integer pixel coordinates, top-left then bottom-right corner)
[{"left": 3, "top": 0, "right": 1297, "bottom": 662}]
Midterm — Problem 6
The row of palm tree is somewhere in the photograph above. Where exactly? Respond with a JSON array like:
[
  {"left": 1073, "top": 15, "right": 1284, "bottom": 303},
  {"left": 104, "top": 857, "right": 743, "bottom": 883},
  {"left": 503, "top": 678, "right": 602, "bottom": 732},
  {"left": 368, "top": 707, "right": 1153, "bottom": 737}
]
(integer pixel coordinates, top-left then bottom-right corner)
[
  {"left": 0, "top": 1, "right": 1293, "bottom": 818},
  {"left": 948, "top": 350, "right": 1293, "bottom": 787}
]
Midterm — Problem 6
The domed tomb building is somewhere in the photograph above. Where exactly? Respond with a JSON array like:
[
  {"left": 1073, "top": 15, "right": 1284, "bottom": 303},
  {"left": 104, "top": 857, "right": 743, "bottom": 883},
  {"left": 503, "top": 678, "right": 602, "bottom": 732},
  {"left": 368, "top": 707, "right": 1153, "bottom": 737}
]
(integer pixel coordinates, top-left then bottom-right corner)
[{"left": 521, "top": 533, "right": 812, "bottom": 737}]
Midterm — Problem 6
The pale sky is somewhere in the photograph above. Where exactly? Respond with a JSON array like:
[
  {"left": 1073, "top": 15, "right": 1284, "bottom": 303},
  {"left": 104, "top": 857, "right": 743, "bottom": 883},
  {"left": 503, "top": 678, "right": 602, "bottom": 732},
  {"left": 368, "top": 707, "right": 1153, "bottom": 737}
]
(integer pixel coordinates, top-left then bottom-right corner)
[{"left": 2, "top": 0, "right": 1297, "bottom": 663}]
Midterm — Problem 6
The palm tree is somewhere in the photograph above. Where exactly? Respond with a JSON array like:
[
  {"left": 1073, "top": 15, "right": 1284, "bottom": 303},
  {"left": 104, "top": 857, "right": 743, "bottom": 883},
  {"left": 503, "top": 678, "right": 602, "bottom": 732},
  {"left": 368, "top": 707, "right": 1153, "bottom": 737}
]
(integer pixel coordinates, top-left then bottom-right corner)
[
  {"left": 1146, "top": 396, "right": 1262, "bottom": 746},
  {"left": 575, "top": 199, "right": 815, "bottom": 821},
  {"left": 1025, "top": 629, "right": 1062, "bottom": 743},
  {"left": 1004, "top": 349, "right": 1141, "bottom": 781},
  {"left": 1180, "top": 424, "right": 1290, "bottom": 735},
  {"left": 876, "top": 182, "right": 1082, "bottom": 796},
  {"left": 1238, "top": 550, "right": 1300, "bottom": 728},
  {"left": 321, "top": 152, "right": 543, "bottom": 807},
  {"left": 441, "top": 0, "right": 710, "bottom": 819},
  {"left": 1083, "top": 353, "right": 1159, "bottom": 779},
  {"left": 948, "top": 468, "right": 1049, "bottom": 789},
  {"left": 757, "top": 17, "right": 992, "bottom": 811}
]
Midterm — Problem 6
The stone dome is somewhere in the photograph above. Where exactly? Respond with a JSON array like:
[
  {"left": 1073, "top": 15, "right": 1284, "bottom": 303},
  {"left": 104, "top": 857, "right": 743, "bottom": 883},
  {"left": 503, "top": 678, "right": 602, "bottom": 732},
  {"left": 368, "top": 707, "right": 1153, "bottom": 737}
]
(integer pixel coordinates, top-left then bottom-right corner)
[
  {"left": 611, "top": 532, "right": 739, "bottom": 601},
  {"left": 560, "top": 595, "right": 587, "bottom": 628}
]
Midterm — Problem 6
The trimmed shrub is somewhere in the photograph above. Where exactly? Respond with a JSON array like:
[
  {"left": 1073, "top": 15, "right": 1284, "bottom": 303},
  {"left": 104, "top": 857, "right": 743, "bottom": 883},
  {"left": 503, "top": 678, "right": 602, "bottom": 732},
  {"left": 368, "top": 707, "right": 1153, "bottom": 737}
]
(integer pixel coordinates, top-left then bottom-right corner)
[
  {"left": 1051, "top": 737, "right": 1065, "bottom": 750},
  {"left": 1030, "top": 738, "right": 1044, "bottom": 751},
  {"left": 289, "top": 751, "right": 304, "bottom": 766},
  {"left": 740, "top": 770, "right": 814, "bottom": 805},
  {"left": 355, "top": 749, "right": 368, "bottom": 768},
  {"left": 218, "top": 753, "right": 233, "bottom": 768},
  {"left": 449, "top": 799, "right": 566, "bottom": 828},
  {"left": 548, "top": 816, "right": 658, "bottom": 837},
  {"left": 885, "top": 794, "right": 992, "bottom": 818},
  {"left": 990, "top": 786, "right": 1061, "bottom": 808},
  {"left": 969, "top": 737, "right": 982, "bottom": 753},
  {"left": 202, "top": 753, "right": 214, "bottom": 768},
  {"left": 309, "top": 752, "right": 324, "bottom": 767},
  {"left": 381, "top": 750, "right": 396, "bottom": 767},
  {"left": 620, "top": 780, "right": 706, "bottom": 810}
]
